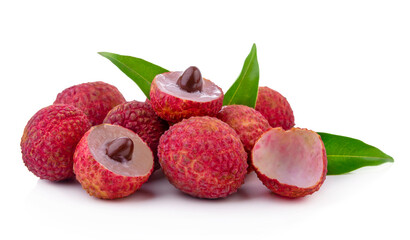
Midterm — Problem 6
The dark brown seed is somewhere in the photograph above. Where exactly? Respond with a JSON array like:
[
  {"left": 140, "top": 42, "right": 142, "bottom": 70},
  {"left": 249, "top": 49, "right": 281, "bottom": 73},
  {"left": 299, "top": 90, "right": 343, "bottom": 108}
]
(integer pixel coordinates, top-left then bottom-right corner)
[
  {"left": 106, "top": 137, "right": 134, "bottom": 162},
  {"left": 176, "top": 66, "right": 203, "bottom": 93}
]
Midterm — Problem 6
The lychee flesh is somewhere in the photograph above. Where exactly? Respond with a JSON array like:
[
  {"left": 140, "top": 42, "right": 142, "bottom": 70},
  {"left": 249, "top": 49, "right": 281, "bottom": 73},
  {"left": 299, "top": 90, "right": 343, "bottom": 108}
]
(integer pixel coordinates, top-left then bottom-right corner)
[
  {"left": 158, "top": 116, "right": 248, "bottom": 199},
  {"left": 21, "top": 104, "right": 91, "bottom": 181},
  {"left": 73, "top": 124, "right": 154, "bottom": 199},
  {"left": 255, "top": 86, "right": 295, "bottom": 130},
  {"left": 150, "top": 71, "right": 224, "bottom": 123},
  {"left": 252, "top": 127, "right": 327, "bottom": 198},
  {"left": 54, "top": 81, "right": 126, "bottom": 125},
  {"left": 103, "top": 100, "right": 169, "bottom": 170}
]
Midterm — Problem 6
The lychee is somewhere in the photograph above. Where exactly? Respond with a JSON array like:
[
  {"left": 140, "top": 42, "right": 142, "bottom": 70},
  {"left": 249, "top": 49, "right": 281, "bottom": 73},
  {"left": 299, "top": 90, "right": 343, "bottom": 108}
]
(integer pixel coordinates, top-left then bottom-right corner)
[
  {"left": 21, "top": 104, "right": 91, "bottom": 181},
  {"left": 103, "top": 100, "right": 169, "bottom": 170},
  {"left": 73, "top": 124, "right": 154, "bottom": 199},
  {"left": 150, "top": 66, "right": 224, "bottom": 123},
  {"left": 255, "top": 86, "right": 295, "bottom": 130},
  {"left": 217, "top": 105, "right": 271, "bottom": 154},
  {"left": 251, "top": 127, "right": 327, "bottom": 198},
  {"left": 158, "top": 116, "right": 248, "bottom": 199},
  {"left": 54, "top": 81, "right": 126, "bottom": 125}
]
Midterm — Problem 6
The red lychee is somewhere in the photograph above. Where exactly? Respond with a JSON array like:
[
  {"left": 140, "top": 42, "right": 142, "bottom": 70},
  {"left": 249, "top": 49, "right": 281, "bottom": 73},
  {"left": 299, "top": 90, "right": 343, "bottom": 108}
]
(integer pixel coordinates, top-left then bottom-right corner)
[
  {"left": 158, "top": 116, "right": 248, "bottom": 199},
  {"left": 150, "top": 67, "right": 224, "bottom": 123},
  {"left": 255, "top": 86, "right": 295, "bottom": 130},
  {"left": 73, "top": 124, "right": 154, "bottom": 199},
  {"left": 54, "top": 81, "right": 126, "bottom": 125},
  {"left": 21, "top": 104, "right": 91, "bottom": 181}
]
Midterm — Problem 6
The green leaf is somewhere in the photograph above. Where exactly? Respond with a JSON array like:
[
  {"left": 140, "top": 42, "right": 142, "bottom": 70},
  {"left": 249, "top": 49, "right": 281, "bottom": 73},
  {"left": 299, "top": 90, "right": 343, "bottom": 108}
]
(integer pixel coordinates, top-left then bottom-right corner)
[
  {"left": 223, "top": 44, "right": 259, "bottom": 108},
  {"left": 318, "top": 132, "right": 394, "bottom": 175},
  {"left": 98, "top": 52, "right": 169, "bottom": 99}
]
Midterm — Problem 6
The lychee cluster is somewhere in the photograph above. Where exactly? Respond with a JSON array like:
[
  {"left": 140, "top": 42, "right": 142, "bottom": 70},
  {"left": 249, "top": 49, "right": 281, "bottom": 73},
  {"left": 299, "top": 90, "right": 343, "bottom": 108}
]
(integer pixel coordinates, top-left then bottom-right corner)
[{"left": 21, "top": 66, "right": 327, "bottom": 200}]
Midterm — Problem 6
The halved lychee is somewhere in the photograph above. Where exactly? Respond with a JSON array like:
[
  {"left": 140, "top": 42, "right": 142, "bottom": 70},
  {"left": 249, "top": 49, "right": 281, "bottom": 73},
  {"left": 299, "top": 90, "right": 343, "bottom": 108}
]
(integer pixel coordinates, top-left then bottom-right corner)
[
  {"left": 150, "top": 66, "right": 224, "bottom": 123},
  {"left": 73, "top": 124, "right": 154, "bottom": 199},
  {"left": 252, "top": 128, "right": 327, "bottom": 198}
]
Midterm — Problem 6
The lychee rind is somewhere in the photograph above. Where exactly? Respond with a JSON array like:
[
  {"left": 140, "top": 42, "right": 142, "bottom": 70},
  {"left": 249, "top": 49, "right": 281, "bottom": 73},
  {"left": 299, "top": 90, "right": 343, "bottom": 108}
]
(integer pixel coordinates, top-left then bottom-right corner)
[
  {"left": 158, "top": 116, "right": 248, "bottom": 199},
  {"left": 103, "top": 100, "right": 169, "bottom": 170},
  {"left": 73, "top": 124, "right": 154, "bottom": 200},
  {"left": 54, "top": 81, "right": 126, "bottom": 125},
  {"left": 252, "top": 128, "right": 327, "bottom": 198},
  {"left": 150, "top": 72, "right": 224, "bottom": 123},
  {"left": 255, "top": 86, "right": 295, "bottom": 130},
  {"left": 217, "top": 105, "right": 271, "bottom": 153},
  {"left": 21, "top": 104, "right": 91, "bottom": 181}
]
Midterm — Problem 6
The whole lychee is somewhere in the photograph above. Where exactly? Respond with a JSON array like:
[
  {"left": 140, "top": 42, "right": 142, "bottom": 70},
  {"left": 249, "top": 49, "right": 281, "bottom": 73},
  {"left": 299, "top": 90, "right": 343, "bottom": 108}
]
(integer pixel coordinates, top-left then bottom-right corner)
[
  {"left": 21, "top": 104, "right": 91, "bottom": 181},
  {"left": 217, "top": 105, "right": 271, "bottom": 154},
  {"left": 252, "top": 127, "right": 327, "bottom": 198},
  {"left": 255, "top": 86, "right": 295, "bottom": 130},
  {"left": 103, "top": 100, "right": 169, "bottom": 170},
  {"left": 158, "top": 116, "right": 248, "bottom": 199},
  {"left": 54, "top": 81, "right": 126, "bottom": 125},
  {"left": 217, "top": 105, "right": 271, "bottom": 172},
  {"left": 150, "top": 66, "right": 224, "bottom": 123},
  {"left": 73, "top": 124, "right": 154, "bottom": 199}
]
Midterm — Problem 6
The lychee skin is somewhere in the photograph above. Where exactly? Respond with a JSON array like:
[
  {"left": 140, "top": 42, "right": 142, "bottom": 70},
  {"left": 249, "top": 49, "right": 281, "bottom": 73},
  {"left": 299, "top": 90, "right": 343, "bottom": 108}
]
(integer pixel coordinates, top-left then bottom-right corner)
[
  {"left": 54, "top": 81, "right": 126, "bottom": 125},
  {"left": 252, "top": 128, "right": 327, "bottom": 198},
  {"left": 21, "top": 104, "right": 91, "bottom": 181},
  {"left": 158, "top": 116, "right": 248, "bottom": 199},
  {"left": 73, "top": 126, "right": 153, "bottom": 200},
  {"left": 217, "top": 105, "right": 271, "bottom": 153},
  {"left": 150, "top": 74, "right": 224, "bottom": 123},
  {"left": 255, "top": 86, "right": 295, "bottom": 130},
  {"left": 103, "top": 101, "right": 169, "bottom": 170}
]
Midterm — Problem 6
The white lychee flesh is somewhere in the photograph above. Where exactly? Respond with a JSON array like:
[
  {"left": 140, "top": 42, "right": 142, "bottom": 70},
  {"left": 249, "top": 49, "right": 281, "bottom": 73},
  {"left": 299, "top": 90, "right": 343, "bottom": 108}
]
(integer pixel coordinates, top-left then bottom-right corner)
[
  {"left": 252, "top": 128, "right": 325, "bottom": 188},
  {"left": 88, "top": 124, "right": 153, "bottom": 177},
  {"left": 155, "top": 71, "right": 222, "bottom": 102}
]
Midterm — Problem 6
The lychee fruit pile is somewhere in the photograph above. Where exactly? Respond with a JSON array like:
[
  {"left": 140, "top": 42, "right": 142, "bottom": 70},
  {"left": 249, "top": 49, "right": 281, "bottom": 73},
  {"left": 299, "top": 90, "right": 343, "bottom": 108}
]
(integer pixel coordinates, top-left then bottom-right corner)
[{"left": 21, "top": 66, "right": 327, "bottom": 200}]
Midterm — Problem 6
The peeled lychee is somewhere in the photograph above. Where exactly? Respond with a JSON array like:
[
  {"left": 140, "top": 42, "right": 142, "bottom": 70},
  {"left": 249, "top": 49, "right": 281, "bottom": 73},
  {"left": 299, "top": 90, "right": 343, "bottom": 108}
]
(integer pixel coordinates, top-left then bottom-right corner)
[
  {"left": 103, "top": 100, "right": 169, "bottom": 170},
  {"left": 252, "top": 127, "right": 327, "bottom": 198},
  {"left": 255, "top": 86, "right": 295, "bottom": 130},
  {"left": 21, "top": 104, "right": 91, "bottom": 181},
  {"left": 158, "top": 116, "right": 248, "bottom": 199},
  {"left": 73, "top": 124, "right": 154, "bottom": 199},
  {"left": 54, "top": 81, "right": 126, "bottom": 125},
  {"left": 150, "top": 67, "right": 224, "bottom": 123}
]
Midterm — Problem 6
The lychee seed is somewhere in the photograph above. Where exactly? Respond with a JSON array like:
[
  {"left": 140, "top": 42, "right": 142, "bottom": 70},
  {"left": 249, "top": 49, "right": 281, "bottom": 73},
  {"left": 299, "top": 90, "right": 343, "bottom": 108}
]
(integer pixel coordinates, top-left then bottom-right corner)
[
  {"left": 106, "top": 137, "right": 134, "bottom": 163},
  {"left": 177, "top": 66, "right": 203, "bottom": 93}
]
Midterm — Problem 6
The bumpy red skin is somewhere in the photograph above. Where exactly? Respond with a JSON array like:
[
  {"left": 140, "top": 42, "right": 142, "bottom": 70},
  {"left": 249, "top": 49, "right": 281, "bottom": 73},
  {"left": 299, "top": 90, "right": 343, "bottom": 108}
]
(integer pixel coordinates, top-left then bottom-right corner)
[
  {"left": 21, "top": 104, "right": 91, "bottom": 181},
  {"left": 54, "top": 81, "right": 126, "bottom": 126},
  {"left": 255, "top": 86, "right": 295, "bottom": 130},
  {"left": 158, "top": 117, "right": 248, "bottom": 199},
  {"left": 252, "top": 128, "right": 327, "bottom": 198},
  {"left": 149, "top": 73, "right": 224, "bottom": 123},
  {"left": 73, "top": 127, "right": 154, "bottom": 200},
  {"left": 217, "top": 105, "right": 271, "bottom": 153},
  {"left": 217, "top": 105, "right": 271, "bottom": 172},
  {"left": 103, "top": 101, "right": 169, "bottom": 170}
]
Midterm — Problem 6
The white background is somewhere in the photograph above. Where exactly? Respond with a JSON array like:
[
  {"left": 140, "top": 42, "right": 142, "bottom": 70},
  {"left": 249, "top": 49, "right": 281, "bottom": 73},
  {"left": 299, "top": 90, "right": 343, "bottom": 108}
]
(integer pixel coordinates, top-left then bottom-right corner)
[{"left": 1, "top": 1, "right": 409, "bottom": 239}]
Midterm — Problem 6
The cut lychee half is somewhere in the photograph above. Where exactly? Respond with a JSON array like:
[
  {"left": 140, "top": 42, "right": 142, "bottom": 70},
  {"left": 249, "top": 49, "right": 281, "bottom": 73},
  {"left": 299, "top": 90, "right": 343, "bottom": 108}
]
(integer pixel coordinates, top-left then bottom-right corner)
[
  {"left": 251, "top": 128, "right": 327, "bottom": 198},
  {"left": 150, "top": 66, "right": 224, "bottom": 123},
  {"left": 73, "top": 124, "right": 154, "bottom": 199}
]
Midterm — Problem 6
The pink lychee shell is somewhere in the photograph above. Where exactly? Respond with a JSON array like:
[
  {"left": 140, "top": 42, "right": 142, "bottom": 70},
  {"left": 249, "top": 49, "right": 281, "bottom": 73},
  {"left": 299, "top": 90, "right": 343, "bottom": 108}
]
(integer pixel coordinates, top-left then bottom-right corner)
[{"left": 252, "top": 128, "right": 327, "bottom": 198}]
